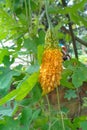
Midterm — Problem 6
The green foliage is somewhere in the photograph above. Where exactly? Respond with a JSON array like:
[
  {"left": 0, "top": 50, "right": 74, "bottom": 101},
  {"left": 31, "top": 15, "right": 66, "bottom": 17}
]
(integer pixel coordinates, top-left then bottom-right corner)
[
  {"left": 20, "top": 107, "right": 41, "bottom": 129},
  {"left": 72, "top": 65, "right": 87, "bottom": 88},
  {"left": 60, "top": 69, "right": 74, "bottom": 89},
  {"left": 0, "top": 72, "right": 39, "bottom": 105},
  {"left": 26, "top": 64, "right": 40, "bottom": 74},
  {"left": 0, "top": 0, "right": 87, "bottom": 129},
  {"left": 23, "top": 38, "right": 37, "bottom": 53},
  {"left": 15, "top": 72, "right": 39, "bottom": 101},
  {"left": 0, "top": 65, "right": 20, "bottom": 94},
  {"left": 80, "top": 121, "right": 87, "bottom": 130},
  {"left": 0, "top": 116, "right": 20, "bottom": 130},
  {"left": 20, "top": 107, "right": 32, "bottom": 129},
  {"left": 48, "top": 0, "right": 87, "bottom": 15},
  {"left": 0, "top": 48, "right": 9, "bottom": 63},
  {"left": 0, "top": 103, "right": 14, "bottom": 119},
  {"left": 64, "top": 89, "right": 77, "bottom": 100},
  {"left": 0, "top": 89, "right": 18, "bottom": 105},
  {"left": 61, "top": 59, "right": 87, "bottom": 88},
  {"left": 37, "top": 45, "right": 44, "bottom": 65},
  {"left": 20, "top": 83, "right": 42, "bottom": 107}
]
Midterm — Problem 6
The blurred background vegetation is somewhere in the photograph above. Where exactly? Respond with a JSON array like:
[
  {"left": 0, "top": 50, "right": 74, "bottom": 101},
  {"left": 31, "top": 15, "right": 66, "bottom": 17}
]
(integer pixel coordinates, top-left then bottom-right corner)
[{"left": 0, "top": 0, "right": 87, "bottom": 130}]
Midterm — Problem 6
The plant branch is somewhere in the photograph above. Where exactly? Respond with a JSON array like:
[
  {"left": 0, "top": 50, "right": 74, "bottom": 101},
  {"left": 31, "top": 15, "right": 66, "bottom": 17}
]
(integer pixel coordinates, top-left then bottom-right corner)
[
  {"left": 61, "top": 0, "right": 78, "bottom": 59},
  {"left": 61, "top": 26, "right": 87, "bottom": 47}
]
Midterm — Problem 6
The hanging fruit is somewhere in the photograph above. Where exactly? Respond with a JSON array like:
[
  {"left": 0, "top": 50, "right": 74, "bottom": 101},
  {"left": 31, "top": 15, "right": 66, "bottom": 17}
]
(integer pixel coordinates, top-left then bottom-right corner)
[{"left": 39, "top": 29, "right": 63, "bottom": 94}]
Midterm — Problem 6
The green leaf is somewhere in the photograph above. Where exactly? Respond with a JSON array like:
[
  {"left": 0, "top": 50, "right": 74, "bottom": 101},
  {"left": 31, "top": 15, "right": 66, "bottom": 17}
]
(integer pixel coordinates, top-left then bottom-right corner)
[
  {"left": 63, "top": 59, "right": 87, "bottom": 88},
  {"left": 70, "top": 12, "right": 87, "bottom": 27},
  {"left": 0, "top": 116, "right": 20, "bottom": 130},
  {"left": 64, "top": 90, "right": 77, "bottom": 100},
  {"left": 0, "top": 89, "right": 18, "bottom": 105},
  {"left": 0, "top": 72, "right": 39, "bottom": 104},
  {"left": 72, "top": 66, "right": 87, "bottom": 88},
  {"left": 0, "top": 105, "right": 13, "bottom": 119},
  {"left": 23, "top": 38, "right": 37, "bottom": 53},
  {"left": 72, "top": 68, "right": 83, "bottom": 88},
  {"left": 80, "top": 121, "right": 87, "bottom": 130},
  {"left": 37, "top": 45, "right": 44, "bottom": 65},
  {"left": 26, "top": 64, "right": 40, "bottom": 74},
  {"left": 0, "top": 66, "right": 20, "bottom": 92},
  {"left": 32, "top": 83, "right": 42, "bottom": 102},
  {"left": 65, "top": 34, "right": 71, "bottom": 43},
  {"left": 70, "top": 13, "right": 80, "bottom": 25},
  {"left": 0, "top": 48, "right": 9, "bottom": 64},
  {"left": 63, "top": 58, "right": 80, "bottom": 70},
  {"left": 30, "top": 1, "right": 38, "bottom": 11},
  {"left": 48, "top": 0, "right": 87, "bottom": 15},
  {"left": 15, "top": 72, "right": 39, "bottom": 101},
  {"left": 20, "top": 108, "right": 41, "bottom": 129},
  {"left": 0, "top": 8, "right": 18, "bottom": 40},
  {"left": 65, "top": 119, "right": 78, "bottom": 130},
  {"left": 37, "top": 29, "right": 45, "bottom": 44},
  {"left": 34, "top": 116, "right": 48, "bottom": 129},
  {"left": 20, "top": 83, "right": 42, "bottom": 106},
  {"left": 60, "top": 69, "right": 74, "bottom": 89},
  {"left": 31, "top": 109, "right": 41, "bottom": 121},
  {"left": 3, "top": 56, "right": 11, "bottom": 66},
  {"left": 73, "top": 116, "right": 87, "bottom": 130},
  {"left": 20, "top": 107, "right": 32, "bottom": 128}
]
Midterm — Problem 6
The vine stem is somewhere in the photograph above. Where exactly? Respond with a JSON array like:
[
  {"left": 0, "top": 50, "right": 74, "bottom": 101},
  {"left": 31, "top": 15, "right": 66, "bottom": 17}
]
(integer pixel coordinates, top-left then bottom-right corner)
[
  {"left": 45, "top": 0, "right": 52, "bottom": 29},
  {"left": 24, "top": 0, "right": 30, "bottom": 35},
  {"left": 56, "top": 87, "right": 65, "bottom": 130},
  {"left": 28, "top": 0, "right": 32, "bottom": 30},
  {"left": 46, "top": 94, "right": 51, "bottom": 130}
]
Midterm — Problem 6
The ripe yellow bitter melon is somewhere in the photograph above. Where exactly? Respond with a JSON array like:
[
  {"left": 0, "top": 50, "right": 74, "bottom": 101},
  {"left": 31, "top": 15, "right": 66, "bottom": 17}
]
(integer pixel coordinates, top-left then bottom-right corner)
[{"left": 39, "top": 29, "right": 63, "bottom": 94}]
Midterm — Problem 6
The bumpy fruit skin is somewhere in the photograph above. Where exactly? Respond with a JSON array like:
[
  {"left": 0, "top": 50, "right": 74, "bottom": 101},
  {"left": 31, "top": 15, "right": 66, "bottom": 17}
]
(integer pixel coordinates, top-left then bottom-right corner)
[{"left": 39, "top": 47, "right": 63, "bottom": 94}]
